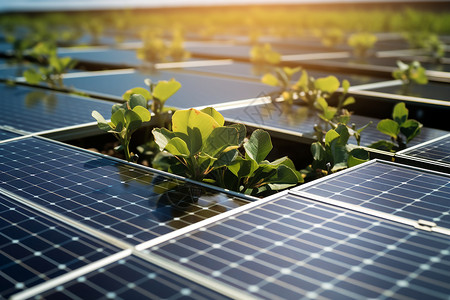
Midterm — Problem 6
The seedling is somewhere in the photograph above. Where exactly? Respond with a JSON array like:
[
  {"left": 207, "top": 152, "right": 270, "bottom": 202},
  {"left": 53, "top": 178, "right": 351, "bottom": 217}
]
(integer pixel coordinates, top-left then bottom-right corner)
[
  {"left": 23, "top": 41, "right": 77, "bottom": 88},
  {"left": 152, "top": 108, "right": 302, "bottom": 196},
  {"left": 347, "top": 32, "right": 377, "bottom": 60},
  {"left": 392, "top": 60, "right": 428, "bottom": 95},
  {"left": 137, "top": 29, "right": 167, "bottom": 64},
  {"left": 92, "top": 94, "right": 151, "bottom": 162},
  {"left": 319, "top": 28, "right": 344, "bottom": 48},
  {"left": 369, "top": 102, "right": 422, "bottom": 152},
  {"left": 424, "top": 34, "right": 445, "bottom": 63},
  {"left": 302, "top": 124, "right": 369, "bottom": 181},
  {"left": 250, "top": 43, "right": 281, "bottom": 65},
  {"left": 168, "top": 28, "right": 191, "bottom": 62}
]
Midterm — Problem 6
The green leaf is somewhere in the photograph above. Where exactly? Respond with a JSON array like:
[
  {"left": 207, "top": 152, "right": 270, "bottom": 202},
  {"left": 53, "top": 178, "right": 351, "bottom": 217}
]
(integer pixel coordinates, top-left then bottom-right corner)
[
  {"left": 111, "top": 109, "right": 125, "bottom": 127},
  {"left": 213, "top": 149, "right": 238, "bottom": 168},
  {"left": 152, "top": 79, "right": 181, "bottom": 103},
  {"left": 295, "top": 70, "right": 309, "bottom": 89},
  {"left": 368, "top": 140, "right": 396, "bottom": 152},
  {"left": 325, "top": 129, "right": 340, "bottom": 146},
  {"left": 266, "top": 165, "right": 300, "bottom": 190},
  {"left": 392, "top": 102, "right": 408, "bottom": 125},
  {"left": 112, "top": 103, "right": 126, "bottom": 115},
  {"left": 342, "top": 96, "right": 355, "bottom": 107},
  {"left": 244, "top": 129, "right": 272, "bottom": 163},
  {"left": 203, "top": 127, "right": 240, "bottom": 158},
  {"left": 400, "top": 119, "right": 422, "bottom": 143},
  {"left": 377, "top": 119, "right": 400, "bottom": 139},
  {"left": 23, "top": 69, "right": 42, "bottom": 84},
  {"left": 152, "top": 128, "right": 177, "bottom": 150},
  {"left": 412, "top": 66, "right": 428, "bottom": 85},
  {"left": 200, "top": 107, "right": 225, "bottom": 126},
  {"left": 314, "top": 96, "right": 328, "bottom": 112},
  {"left": 165, "top": 137, "right": 190, "bottom": 157},
  {"left": 261, "top": 73, "right": 279, "bottom": 86},
  {"left": 129, "top": 94, "right": 148, "bottom": 109},
  {"left": 228, "top": 157, "right": 258, "bottom": 179},
  {"left": 91, "top": 111, "right": 111, "bottom": 131},
  {"left": 124, "top": 110, "right": 142, "bottom": 132},
  {"left": 132, "top": 106, "right": 151, "bottom": 122},
  {"left": 314, "top": 75, "right": 340, "bottom": 94},
  {"left": 311, "top": 142, "right": 326, "bottom": 162},
  {"left": 342, "top": 79, "right": 350, "bottom": 93},
  {"left": 283, "top": 66, "right": 301, "bottom": 78},
  {"left": 228, "top": 123, "right": 246, "bottom": 145},
  {"left": 348, "top": 148, "right": 369, "bottom": 167},
  {"left": 172, "top": 108, "right": 220, "bottom": 143},
  {"left": 122, "top": 87, "right": 151, "bottom": 101}
]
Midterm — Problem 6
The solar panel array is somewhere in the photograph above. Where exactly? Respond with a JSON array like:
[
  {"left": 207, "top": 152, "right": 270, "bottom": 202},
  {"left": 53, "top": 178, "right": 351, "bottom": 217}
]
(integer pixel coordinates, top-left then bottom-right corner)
[{"left": 399, "top": 134, "right": 450, "bottom": 167}]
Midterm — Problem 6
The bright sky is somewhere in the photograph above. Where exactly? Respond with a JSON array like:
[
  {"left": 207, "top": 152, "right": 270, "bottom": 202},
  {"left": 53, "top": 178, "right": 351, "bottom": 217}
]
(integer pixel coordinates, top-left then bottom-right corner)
[{"left": 0, "top": 0, "right": 434, "bottom": 13}]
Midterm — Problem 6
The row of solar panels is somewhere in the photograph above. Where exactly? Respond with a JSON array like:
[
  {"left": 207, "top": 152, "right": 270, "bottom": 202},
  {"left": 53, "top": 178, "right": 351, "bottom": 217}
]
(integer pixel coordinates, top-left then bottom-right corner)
[
  {"left": 0, "top": 136, "right": 449, "bottom": 299},
  {"left": 1, "top": 37, "right": 449, "bottom": 298}
]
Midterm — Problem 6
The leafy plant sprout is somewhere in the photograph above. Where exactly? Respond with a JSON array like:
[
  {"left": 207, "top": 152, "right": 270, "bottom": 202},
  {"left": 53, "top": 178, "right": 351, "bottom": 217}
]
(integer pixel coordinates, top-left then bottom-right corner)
[
  {"left": 92, "top": 95, "right": 151, "bottom": 162},
  {"left": 392, "top": 60, "right": 428, "bottom": 95},
  {"left": 250, "top": 43, "right": 281, "bottom": 65},
  {"left": 369, "top": 102, "right": 422, "bottom": 152},
  {"left": 347, "top": 32, "right": 377, "bottom": 61}
]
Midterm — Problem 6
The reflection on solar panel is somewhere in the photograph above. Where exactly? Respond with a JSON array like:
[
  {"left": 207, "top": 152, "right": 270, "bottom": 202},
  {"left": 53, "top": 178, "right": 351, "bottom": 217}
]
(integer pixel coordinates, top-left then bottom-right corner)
[
  {"left": 0, "top": 128, "right": 21, "bottom": 141},
  {"left": 399, "top": 134, "right": 450, "bottom": 166},
  {"left": 36, "top": 255, "right": 230, "bottom": 300},
  {"left": 0, "top": 137, "right": 250, "bottom": 245},
  {"left": 220, "top": 102, "right": 448, "bottom": 146},
  {"left": 0, "top": 84, "right": 112, "bottom": 133},
  {"left": 0, "top": 193, "right": 120, "bottom": 299},
  {"left": 296, "top": 160, "right": 450, "bottom": 228},
  {"left": 63, "top": 69, "right": 276, "bottom": 108},
  {"left": 149, "top": 193, "right": 450, "bottom": 299}
]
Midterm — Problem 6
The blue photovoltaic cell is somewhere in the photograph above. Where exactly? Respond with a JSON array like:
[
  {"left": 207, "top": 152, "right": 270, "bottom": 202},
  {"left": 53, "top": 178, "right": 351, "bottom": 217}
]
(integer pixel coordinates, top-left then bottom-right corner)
[
  {"left": 220, "top": 102, "right": 448, "bottom": 147},
  {"left": 0, "top": 83, "right": 112, "bottom": 133},
  {"left": 0, "top": 128, "right": 21, "bottom": 141},
  {"left": 36, "top": 255, "right": 230, "bottom": 300},
  {"left": 297, "top": 161, "right": 450, "bottom": 228},
  {"left": 0, "top": 193, "right": 120, "bottom": 299},
  {"left": 400, "top": 134, "right": 450, "bottom": 166},
  {"left": 0, "top": 137, "right": 249, "bottom": 245},
  {"left": 63, "top": 69, "right": 276, "bottom": 108},
  {"left": 150, "top": 194, "right": 450, "bottom": 300}
]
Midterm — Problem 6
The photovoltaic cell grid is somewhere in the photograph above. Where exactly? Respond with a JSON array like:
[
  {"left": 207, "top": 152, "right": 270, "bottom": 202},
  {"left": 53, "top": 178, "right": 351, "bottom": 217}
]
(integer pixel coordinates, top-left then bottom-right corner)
[
  {"left": 400, "top": 134, "right": 450, "bottom": 166},
  {"left": 296, "top": 161, "right": 450, "bottom": 228},
  {"left": 0, "top": 83, "right": 112, "bottom": 133},
  {"left": 0, "top": 137, "right": 250, "bottom": 246},
  {"left": 220, "top": 102, "right": 448, "bottom": 146},
  {"left": 150, "top": 194, "right": 450, "bottom": 300},
  {"left": 0, "top": 128, "right": 21, "bottom": 141},
  {"left": 35, "top": 255, "right": 230, "bottom": 300},
  {"left": 0, "top": 193, "right": 121, "bottom": 299}
]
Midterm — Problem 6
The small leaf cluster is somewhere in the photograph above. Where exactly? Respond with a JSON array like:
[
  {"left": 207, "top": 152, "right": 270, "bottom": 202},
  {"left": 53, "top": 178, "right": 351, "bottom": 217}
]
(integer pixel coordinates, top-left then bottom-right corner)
[
  {"left": 152, "top": 107, "right": 302, "bottom": 196},
  {"left": 392, "top": 60, "right": 428, "bottom": 88},
  {"left": 137, "top": 29, "right": 190, "bottom": 64},
  {"left": 347, "top": 32, "right": 377, "bottom": 60},
  {"left": 250, "top": 43, "right": 281, "bottom": 65},
  {"left": 370, "top": 102, "right": 422, "bottom": 152},
  {"left": 122, "top": 78, "right": 181, "bottom": 116},
  {"left": 318, "top": 27, "right": 344, "bottom": 48},
  {"left": 23, "top": 41, "right": 77, "bottom": 88},
  {"left": 92, "top": 94, "right": 151, "bottom": 162},
  {"left": 302, "top": 124, "right": 369, "bottom": 180}
]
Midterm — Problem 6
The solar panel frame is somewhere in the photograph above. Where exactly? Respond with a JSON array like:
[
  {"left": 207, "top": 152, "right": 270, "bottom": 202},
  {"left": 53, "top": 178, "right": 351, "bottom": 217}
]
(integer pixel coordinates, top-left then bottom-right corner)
[
  {"left": 293, "top": 159, "right": 450, "bottom": 230},
  {"left": 145, "top": 191, "right": 450, "bottom": 300}
]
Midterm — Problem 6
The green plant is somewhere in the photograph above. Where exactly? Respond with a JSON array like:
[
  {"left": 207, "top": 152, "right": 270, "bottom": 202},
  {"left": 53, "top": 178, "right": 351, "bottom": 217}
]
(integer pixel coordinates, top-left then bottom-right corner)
[
  {"left": 137, "top": 29, "right": 167, "bottom": 64},
  {"left": 424, "top": 34, "right": 445, "bottom": 63},
  {"left": 92, "top": 94, "right": 151, "bottom": 162},
  {"left": 369, "top": 102, "right": 422, "bottom": 152},
  {"left": 152, "top": 107, "right": 302, "bottom": 196},
  {"left": 319, "top": 28, "right": 344, "bottom": 48},
  {"left": 23, "top": 41, "right": 77, "bottom": 88},
  {"left": 347, "top": 32, "right": 377, "bottom": 60},
  {"left": 392, "top": 60, "right": 428, "bottom": 94},
  {"left": 250, "top": 43, "right": 281, "bottom": 65},
  {"left": 302, "top": 124, "right": 369, "bottom": 180},
  {"left": 168, "top": 28, "right": 191, "bottom": 62}
]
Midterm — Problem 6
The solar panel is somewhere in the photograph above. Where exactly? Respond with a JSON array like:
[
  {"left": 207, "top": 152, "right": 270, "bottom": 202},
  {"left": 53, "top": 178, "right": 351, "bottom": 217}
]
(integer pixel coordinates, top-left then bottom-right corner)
[
  {"left": 63, "top": 69, "right": 276, "bottom": 108},
  {"left": 147, "top": 192, "right": 450, "bottom": 299},
  {"left": 0, "top": 83, "right": 112, "bottom": 134},
  {"left": 219, "top": 101, "right": 448, "bottom": 147},
  {"left": 367, "top": 81, "right": 450, "bottom": 101},
  {"left": 0, "top": 193, "right": 121, "bottom": 299},
  {"left": 0, "top": 137, "right": 251, "bottom": 246},
  {"left": 398, "top": 134, "right": 450, "bottom": 167},
  {"left": 295, "top": 160, "right": 450, "bottom": 228},
  {"left": 32, "top": 254, "right": 231, "bottom": 300}
]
